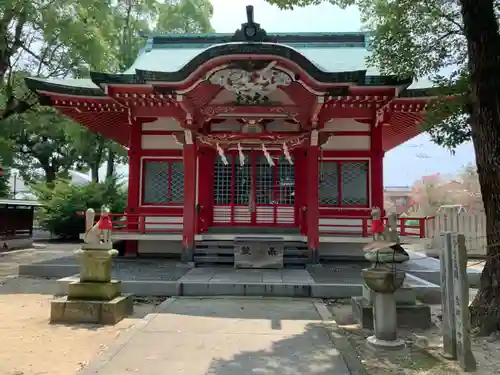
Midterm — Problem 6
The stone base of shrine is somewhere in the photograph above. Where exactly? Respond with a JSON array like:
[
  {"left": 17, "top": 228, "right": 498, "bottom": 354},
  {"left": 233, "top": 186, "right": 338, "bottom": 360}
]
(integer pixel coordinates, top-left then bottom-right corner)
[
  {"left": 50, "top": 294, "right": 134, "bottom": 325},
  {"left": 350, "top": 296, "right": 432, "bottom": 330}
]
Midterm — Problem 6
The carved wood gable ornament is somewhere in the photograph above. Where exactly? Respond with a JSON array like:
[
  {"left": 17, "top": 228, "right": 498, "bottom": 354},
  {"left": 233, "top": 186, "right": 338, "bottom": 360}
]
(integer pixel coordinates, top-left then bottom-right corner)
[{"left": 208, "top": 61, "right": 293, "bottom": 105}]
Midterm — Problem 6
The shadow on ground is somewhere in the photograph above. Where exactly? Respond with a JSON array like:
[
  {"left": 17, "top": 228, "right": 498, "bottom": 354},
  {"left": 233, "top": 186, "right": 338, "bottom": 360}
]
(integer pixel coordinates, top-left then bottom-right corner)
[
  {"left": 81, "top": 297, "right": 351, "bottom": 375},
  {"left": 205, "top": 322, "right": 347, "bottom": 375}
]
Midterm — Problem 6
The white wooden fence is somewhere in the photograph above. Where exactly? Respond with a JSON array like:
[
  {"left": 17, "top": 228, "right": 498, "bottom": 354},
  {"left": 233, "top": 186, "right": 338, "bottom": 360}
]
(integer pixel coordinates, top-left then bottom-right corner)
[{"left": 424, "top": 212, "right": 487, "bottom": 257}]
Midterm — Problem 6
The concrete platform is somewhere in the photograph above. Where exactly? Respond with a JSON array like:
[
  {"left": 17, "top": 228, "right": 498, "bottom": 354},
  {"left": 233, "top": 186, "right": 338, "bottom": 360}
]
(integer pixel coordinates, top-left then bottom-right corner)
[
  {"left": 401, "top": 251, "right": 482, "bottom": 287},
  {"left": 14, "top": 250, "right": 453, "bottom": 301},
  {"left": 53, "top": 266, "right": 441, "bottom": 303},
  {"left": 80, "top": 297, "right": 351, "bottom": 375},
  {"left": 17, "top": 250, "right": 482, "bottom": 288},
  {"left": 350, "top": 296, "right": 432, "bottom": 329}
]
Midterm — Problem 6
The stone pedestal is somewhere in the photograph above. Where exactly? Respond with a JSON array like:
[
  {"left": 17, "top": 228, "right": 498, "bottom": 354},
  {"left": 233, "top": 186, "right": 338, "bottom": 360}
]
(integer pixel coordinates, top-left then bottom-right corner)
[
  {"left": 79, "top": 250, "right": 114, "bottom": 282},
  {"left": 50, "top": 248, "right": 133, "bottom": 325},
  {"left": 51, "top": 295, "right": 133, "bottom": 325},
  {"left": 362, "top": 268, "right": 406, "bottom": 350}
]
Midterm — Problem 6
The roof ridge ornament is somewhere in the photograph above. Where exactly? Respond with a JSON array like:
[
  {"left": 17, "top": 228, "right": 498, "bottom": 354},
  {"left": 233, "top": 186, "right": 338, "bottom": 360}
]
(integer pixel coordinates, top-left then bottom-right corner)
[{"left": 231, "top": 5, "right": 274, "bottom": 43}]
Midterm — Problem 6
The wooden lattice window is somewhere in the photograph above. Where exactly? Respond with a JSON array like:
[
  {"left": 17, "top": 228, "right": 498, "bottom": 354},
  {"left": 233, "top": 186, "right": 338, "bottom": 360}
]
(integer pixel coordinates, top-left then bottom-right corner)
[
  {"left": 142, "top": 159, "right": 184, "bottom": 205},
  {"left": 214, "top": 155, "right": 234, "bottom": 205},
  {"left": 319, "top": 160, "right": 369, "bottom": 206},
  {"left": 213, "top": 153, "right": 295, "bottom": 205}
]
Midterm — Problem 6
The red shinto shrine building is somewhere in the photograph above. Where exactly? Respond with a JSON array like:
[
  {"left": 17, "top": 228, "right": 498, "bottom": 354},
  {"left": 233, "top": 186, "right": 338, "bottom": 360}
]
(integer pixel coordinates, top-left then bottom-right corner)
[{"left": 26, "top": 6, "right": 434, "bottom": 265}]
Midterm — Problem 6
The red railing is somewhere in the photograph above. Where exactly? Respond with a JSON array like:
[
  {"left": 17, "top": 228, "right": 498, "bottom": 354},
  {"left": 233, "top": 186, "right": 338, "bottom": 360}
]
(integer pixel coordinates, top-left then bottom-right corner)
[
  {"left": 318, "top": 214, "right": 434, "bottom": 238},
  {"left": 77, "top": 211, "right": 434, "bottom": 238},
  {"left": 77, "top": 212, "right": 183, "bottom": 234}
]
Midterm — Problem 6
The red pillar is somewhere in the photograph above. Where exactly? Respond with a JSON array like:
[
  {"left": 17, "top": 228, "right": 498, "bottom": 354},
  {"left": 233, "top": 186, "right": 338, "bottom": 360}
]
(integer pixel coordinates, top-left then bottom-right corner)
[
  {"left": 307, "top": 131, "right": 320, "bottom": 263},
  {"left": 197, "top": 147, "right": 215, "bottom": 232},
  {"left": 182, "top": 133, "right": 197, "bottom": 262},
  {"left": 371, "top": 122, "right": 385, "bottom": 213},
  {"left": 294, "top": 149, "right": 307, "bottom": 235},
  {"left": 124, "top": 119, "right": 141, "bottom": 257}
]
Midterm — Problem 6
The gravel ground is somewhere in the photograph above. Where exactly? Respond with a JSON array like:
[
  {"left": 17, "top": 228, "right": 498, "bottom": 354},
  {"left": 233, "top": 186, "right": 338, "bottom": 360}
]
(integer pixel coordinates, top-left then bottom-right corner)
[
  {"left": 327, "top": 295, "right": 499, "bottom": 375},
  {"left": 1, "top": 243, "right": 191, "bottom": 281},
  {"left": 0, "top": 276, "right": 165, "bottom": 375}
]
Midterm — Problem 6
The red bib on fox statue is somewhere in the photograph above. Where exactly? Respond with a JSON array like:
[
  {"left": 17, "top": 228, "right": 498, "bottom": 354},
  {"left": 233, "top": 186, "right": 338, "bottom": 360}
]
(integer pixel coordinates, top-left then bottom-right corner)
[
  {"left": 98, "top": 212, "right": 113, "bottom": 230},
  {"left": 370, "top": 206, "right": 385, "bottom": 237},
  {"left": 371, "top": 219, "right": 384, "bottom": 234}
]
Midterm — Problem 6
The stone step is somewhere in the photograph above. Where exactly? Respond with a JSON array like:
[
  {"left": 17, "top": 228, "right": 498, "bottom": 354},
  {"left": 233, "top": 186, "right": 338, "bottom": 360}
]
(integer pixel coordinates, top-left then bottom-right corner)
[{"left": 193, "top": 240, "right": 308, "bottom": 267}]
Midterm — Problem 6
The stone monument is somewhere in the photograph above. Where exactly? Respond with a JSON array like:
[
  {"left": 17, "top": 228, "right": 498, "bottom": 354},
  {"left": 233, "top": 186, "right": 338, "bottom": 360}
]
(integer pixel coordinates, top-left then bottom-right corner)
[
  {"left": 50, "top": 207, "right": 133, "bottom": 325},
  {"left": 234, "top": 236, "right": 284, "bottom": 269},
  {"left": 440, "top": 232, "right": 477, "bottom": 371},
  {"left": 351, "top": 209, "right": 431, "bottom": 331}
]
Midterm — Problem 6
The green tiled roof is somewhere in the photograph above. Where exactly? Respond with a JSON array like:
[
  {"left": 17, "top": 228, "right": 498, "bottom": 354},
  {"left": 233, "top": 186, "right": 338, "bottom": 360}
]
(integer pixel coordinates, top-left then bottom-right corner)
[
  {"left": 25, "top": 32, "right": 432, "bottom": 95},
  {"left": 126, "top": 36, "right": 431, "bottom": 88},
  {"left": 125, "top": 44, "right": 375, "bottom": 75}
]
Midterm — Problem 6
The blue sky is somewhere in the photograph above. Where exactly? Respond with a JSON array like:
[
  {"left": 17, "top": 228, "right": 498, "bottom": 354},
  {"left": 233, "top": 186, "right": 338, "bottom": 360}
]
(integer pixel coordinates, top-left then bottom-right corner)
[{"left": 114, "top": 0, "right": 476, "bottom": 186}]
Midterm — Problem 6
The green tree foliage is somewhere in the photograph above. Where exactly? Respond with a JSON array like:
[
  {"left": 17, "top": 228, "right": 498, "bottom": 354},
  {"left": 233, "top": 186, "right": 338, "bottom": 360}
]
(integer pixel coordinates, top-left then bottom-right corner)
[
  {"left": 6, "top": 106, "right": 87, "bottom": 183},
  {"left": 31, "top": 177, "right": 127, "bottom": 239},
  {"left": 0, "top": 0, "right": 122, "bottom": 181},
  {"left": 0, "top": 166, "right": 10, "bottom": 198},
  {"left": 0, "top": 0, "right": 214, "bottom": 183},
  {"left": 266, "top": 0, "right": 500, "bottom": 334},
  {"left": 263, "top": 0, "right": 497, "bottom": 149},
  {"left": 157, "top": 0, "right": 214, "bottom": 33}
]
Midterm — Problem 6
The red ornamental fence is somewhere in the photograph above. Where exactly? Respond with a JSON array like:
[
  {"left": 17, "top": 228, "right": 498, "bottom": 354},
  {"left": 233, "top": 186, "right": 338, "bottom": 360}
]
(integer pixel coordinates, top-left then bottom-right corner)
[
  {"left": 77, "top": 210, "right": 433, "bottom": 238},
  {"left": 317, "top": 213, "right": 432, "bottom": 238}
]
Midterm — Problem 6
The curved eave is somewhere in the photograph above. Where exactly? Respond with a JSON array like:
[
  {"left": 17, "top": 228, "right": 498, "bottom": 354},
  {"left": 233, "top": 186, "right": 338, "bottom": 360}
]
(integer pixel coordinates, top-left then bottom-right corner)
[
  {"left": 383, "top": 90, "right": 438, "bottom": 151},
  {"left": 58, "top": 108, "right": 130, "bottom": 146},
  {"left": 383, "top": 112, "right": 424, "bottom": 151},
  {"left": 25, "top": 78, "right": 105, "bottom": 97},
  {"left": 365, "top": 76, "right": 412, "bottom": 87},
  {"left": 136, "top": 69, "right": 367, "bottom": 86},
  {"left": 90, "top": 72, "right": 140, "bottom": 87},
  {"left": 399, "top": 87, "right": 441, "bottom": 98},
  {"left": 91, "top": 70, "right": 412, "bottom": 90}
]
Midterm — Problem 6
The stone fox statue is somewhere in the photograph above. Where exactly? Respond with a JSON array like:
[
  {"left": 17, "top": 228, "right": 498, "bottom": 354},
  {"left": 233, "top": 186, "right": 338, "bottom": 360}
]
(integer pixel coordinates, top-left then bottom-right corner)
[
  {"left": 365, "top": 207, "right": 410, "bottom": 264},
  {"left": 83, "top": 207, "right": 113, "bottom": 248}
]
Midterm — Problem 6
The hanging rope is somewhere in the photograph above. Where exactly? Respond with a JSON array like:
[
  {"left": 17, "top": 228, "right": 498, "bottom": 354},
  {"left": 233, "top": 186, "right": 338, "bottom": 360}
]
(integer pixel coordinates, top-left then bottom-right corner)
[
  {"left": 237, "top": 142, "right": 245, "bottom": 166},
  {"left": 261, "top": 143, "right": 275, "bottom": 166},
  {"left": 216, "top": 143, "right": 228, "bottom": 165},
  {"left": 283, "top": 142, "right": 293, "bottom": 165},
  {"left": 319, "top": 147, "right": 324, "bottom": 183}
]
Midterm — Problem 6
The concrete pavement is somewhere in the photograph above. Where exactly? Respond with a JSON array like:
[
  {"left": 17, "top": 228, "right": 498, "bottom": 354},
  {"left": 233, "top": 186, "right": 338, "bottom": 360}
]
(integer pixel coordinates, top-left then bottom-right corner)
[{"left": 81, "top": 297, "right": 352, "bottom": 375}]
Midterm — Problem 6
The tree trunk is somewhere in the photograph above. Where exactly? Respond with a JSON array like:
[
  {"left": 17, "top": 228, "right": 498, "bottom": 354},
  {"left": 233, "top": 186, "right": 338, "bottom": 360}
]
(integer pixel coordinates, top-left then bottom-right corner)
[
  {"left": 44, "top": 167, "right": 57, "bottom": 184},
  {"left": 106, "top": 150, "right": 115, "bottom": 180},
  {"left": 460, "top": 0, "right": 500, "bottom": 335},
  {"left": 90, "top": 163, "right": 100, "bottom": 183}
]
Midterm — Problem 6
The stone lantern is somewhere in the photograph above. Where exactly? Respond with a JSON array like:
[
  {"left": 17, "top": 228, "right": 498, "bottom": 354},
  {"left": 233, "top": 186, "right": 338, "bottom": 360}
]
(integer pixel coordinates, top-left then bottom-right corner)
[
  {"left": 362, "top": 267, "right": 406, "bottom": 349},
  {"left": 362, "top": 210, "right": 408, "bottom": 349}
]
